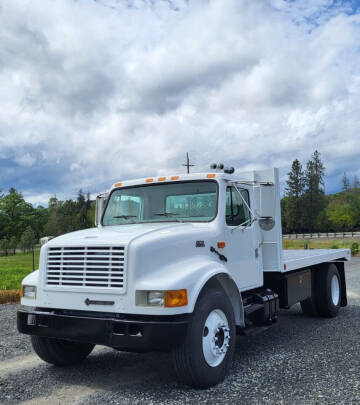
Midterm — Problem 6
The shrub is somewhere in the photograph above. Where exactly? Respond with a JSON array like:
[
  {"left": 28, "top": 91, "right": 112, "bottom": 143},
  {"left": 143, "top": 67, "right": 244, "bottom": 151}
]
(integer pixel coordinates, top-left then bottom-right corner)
[
  {"left": 331, "top": 244, "right": 339, "bottom": 249},
  {"left": 351, "top": 242, "right": 359, "bottom": 256}
]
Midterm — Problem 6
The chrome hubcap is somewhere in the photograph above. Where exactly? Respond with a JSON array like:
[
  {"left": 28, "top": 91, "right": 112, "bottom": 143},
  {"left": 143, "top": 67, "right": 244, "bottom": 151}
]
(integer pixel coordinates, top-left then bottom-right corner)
[
  {"left": 331, "top": 274, "right": 340, "bottom": 306},
  {"left": 202, "top": 309, "right": 230, "bottom": 367}
]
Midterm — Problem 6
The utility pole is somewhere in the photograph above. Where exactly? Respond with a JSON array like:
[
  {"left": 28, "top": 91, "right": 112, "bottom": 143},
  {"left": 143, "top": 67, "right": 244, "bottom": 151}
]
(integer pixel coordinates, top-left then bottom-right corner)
[{"left": 182, "top": 152, "right": 195, "bottom": 174}]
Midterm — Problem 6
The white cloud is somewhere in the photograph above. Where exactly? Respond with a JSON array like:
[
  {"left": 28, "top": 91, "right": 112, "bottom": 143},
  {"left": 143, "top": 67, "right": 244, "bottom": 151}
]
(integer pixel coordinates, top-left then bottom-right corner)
[
  {"left": 14, "top": 153, "right": 36, "bottom": 167},
  {"left": 0, "top": 0, "right": 360, "bottom": 198}
]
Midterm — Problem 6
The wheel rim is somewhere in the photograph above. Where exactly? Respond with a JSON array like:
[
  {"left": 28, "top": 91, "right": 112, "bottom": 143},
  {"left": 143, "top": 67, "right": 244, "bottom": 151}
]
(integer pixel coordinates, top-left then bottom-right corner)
[
  {"left": 331, "top": 274, "right": 340, "bottom": 306},
  {"left": 202, "top": 309, "right": 230, "bottom": 367}
]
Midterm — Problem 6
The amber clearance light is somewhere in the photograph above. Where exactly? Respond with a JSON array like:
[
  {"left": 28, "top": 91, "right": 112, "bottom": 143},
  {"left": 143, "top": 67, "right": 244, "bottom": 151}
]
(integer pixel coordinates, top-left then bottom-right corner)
[{"left": 165, "top": 289, "right": 188, "bottom": 307}]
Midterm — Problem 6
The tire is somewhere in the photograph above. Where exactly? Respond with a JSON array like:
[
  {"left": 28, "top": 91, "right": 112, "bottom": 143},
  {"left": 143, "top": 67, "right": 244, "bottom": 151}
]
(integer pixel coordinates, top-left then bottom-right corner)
[
  {"left": 172, "top": 288, "right": 236, "bottom": 389},
  {"left": 31, "top": 336, "right": 95, "bottom": 366},
  {"left": 315, "top": 263, "right": 341, "bottom": 318},
  {"left": 300, "top": 296, "right": 318, "bottom": 316}
]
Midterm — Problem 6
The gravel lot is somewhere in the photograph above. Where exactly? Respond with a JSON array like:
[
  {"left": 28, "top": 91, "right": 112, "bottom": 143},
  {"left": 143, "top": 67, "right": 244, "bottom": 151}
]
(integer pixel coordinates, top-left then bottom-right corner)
[{"left": 1, "top": 259, "right": 360, "bottom": 405}]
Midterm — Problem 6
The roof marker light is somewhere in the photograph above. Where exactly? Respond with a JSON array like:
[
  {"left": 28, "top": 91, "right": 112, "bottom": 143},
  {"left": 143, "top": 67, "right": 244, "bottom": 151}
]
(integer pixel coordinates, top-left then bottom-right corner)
[
  {"left": 171, "top": 176, "right": 179, "bottom": 180},
  {"left": 207, "top": 174, "right": 216, "bottom": 178},
  {"left": 146, "top": 178, "right": 153, "bottom": 183},
  {"left": 114, "top": 182, "right": 122, "bottom": 187},
  {"left": 158, "top": 177, "right": 166, "bottom": 181}
]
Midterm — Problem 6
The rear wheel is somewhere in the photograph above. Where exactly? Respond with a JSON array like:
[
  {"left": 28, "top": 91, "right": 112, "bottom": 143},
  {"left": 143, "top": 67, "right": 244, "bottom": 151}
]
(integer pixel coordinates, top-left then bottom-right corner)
[
  {"left": 316, "top": 263, "right": 341, "bottom": 317},
  {"left": 31, "top": 336, "right": 95, "bottom": 366},
  {"left": 172, "top": 288, "right": 236, "bottom": 389}
]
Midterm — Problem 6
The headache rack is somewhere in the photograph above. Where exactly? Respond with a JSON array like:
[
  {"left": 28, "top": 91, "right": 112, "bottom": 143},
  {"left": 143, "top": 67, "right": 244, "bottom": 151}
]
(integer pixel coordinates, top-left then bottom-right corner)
[{"left": 45, "top": 246, "right": 126, "bottom": 291}]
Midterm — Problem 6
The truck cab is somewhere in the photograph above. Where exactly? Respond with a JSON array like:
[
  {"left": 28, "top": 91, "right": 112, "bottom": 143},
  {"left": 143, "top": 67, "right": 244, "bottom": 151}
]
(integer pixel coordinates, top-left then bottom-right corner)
[{"left": 18, "top": 167, "right": 350, "bottom": 388}]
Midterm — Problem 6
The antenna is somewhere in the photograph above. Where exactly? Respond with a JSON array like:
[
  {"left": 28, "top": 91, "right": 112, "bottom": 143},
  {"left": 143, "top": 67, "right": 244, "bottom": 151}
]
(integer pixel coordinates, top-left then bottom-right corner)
[{"left": 182, "top": 152, "right": 195, "bottom": 174}]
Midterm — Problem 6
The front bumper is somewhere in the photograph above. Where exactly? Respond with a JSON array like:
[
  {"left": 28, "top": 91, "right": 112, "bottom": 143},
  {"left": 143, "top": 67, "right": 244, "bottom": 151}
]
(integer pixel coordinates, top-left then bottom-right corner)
[{"left": 17, "top": 309, "right": 189, "bottom": 351}]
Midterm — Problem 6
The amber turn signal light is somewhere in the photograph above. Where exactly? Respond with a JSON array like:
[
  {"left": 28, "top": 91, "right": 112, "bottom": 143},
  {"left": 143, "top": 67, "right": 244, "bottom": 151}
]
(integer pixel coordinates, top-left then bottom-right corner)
[
  {"left": 217, "top": 241, "right": 226, "bottom": 249},
  {"left": 165, "top": 289, "right": 188, "bottom": 307}
]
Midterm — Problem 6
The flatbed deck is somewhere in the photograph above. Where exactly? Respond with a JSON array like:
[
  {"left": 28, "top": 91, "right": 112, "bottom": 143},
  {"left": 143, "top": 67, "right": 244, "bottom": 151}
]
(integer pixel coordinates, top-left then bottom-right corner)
[{"left": 282, "top": 249, "right": 351, "bottom": 272}]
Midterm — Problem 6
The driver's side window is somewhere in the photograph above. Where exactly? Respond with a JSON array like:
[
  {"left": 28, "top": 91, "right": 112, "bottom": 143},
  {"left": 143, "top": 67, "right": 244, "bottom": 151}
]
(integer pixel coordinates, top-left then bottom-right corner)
[{"left": 226, "top": 186, "right": 251, "bottom": 226}]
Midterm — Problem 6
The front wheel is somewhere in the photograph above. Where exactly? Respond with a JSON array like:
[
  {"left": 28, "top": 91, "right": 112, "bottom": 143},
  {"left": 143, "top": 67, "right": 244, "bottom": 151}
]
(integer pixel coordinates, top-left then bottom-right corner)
[
  {"left": 31, "top": 336, "right": 95, "bottom": 366},
  {"left": 172, "top": 288, "right": 236, "bottom": 389}
]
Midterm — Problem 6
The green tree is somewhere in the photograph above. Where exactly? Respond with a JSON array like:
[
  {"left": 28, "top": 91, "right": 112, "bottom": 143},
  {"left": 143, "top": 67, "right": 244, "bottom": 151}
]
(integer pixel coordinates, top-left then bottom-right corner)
[
  {"left": 0, "top": 188, "right": 36, "bottom": 240},
  {"left": 44, "top": 196, "right": 62, "bottom": 236},
  {"left": 0, "top": 238, "right": 9, "bottom": 256},
  {"left": 9, "top": 236, "right": 18, "bottom": 255},
  {"left": 284, "top": 159, "right": 306, "bottom": 233},
  {"left": 20, "top": 226, "right": 37, "bottom": 253},
  {"left": 73, "top": 190, "right": 93, "bottom": 230},
  {"left": 326, "top": 196, "right": 356, "bottom": 231},
  {"left": 304, "top": 150, "right": 326, "bottom": 233}
]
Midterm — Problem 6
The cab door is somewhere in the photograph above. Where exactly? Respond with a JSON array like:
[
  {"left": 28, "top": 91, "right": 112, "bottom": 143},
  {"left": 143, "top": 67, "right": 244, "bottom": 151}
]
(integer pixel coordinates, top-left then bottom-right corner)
[{"left": 224, "top": 185, "right": 262, "bottom": 290}]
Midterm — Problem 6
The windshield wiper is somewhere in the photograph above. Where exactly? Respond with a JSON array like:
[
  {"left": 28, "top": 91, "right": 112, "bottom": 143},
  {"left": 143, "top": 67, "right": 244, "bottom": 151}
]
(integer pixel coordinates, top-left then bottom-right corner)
[
  {"left": 154, "top": 212, "right": 179, "bottom": 217},
  {"left": 113, "top": 215, "right": 137, "bottom": 219}
]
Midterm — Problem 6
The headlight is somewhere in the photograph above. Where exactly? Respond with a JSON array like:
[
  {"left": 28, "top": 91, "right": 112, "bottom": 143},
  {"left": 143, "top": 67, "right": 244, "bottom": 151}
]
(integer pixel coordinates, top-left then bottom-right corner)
[
  {"left": 22, "top": 285, "right": 36, "bottom": 299},
  {"left": 136, "top": 289, "right": 187, "bottom": 307},
  {"left": 147, "top": 291, "right": 164, "bottom": 306}
]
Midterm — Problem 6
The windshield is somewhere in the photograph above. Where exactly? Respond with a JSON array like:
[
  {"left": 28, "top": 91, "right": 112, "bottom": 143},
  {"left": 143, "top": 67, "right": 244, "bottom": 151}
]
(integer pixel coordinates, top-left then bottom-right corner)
[{"left": 102, "top": 180, "right": 217, "bottom": 226}]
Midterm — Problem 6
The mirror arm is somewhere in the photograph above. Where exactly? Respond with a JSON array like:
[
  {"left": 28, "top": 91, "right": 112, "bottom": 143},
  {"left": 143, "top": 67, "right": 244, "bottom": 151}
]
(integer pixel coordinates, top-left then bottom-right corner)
[{"left": 231, "top": 182, "right": 258, "bottom": 219}]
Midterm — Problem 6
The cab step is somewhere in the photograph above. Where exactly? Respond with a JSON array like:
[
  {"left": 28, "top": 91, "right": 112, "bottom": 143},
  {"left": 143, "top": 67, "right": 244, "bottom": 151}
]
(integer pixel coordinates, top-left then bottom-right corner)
[{"left": 242, "top": 288, "right": 279, "bottom": 326}]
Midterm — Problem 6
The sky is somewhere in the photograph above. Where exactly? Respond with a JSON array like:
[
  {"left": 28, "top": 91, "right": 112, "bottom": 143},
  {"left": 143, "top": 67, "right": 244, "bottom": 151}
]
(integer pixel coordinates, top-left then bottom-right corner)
[{"left": 1, "top": 0, "right": 360, "bottom": 205}]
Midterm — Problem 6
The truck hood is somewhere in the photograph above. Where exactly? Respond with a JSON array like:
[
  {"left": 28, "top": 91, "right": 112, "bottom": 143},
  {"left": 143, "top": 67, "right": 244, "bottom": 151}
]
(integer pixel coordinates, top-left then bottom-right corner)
[{"left": 47, "top": 223, "right": 199, "bottom": 246}]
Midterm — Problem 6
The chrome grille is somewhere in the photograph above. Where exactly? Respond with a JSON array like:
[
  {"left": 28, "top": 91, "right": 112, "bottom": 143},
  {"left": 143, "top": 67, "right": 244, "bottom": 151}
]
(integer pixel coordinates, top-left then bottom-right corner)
[{"left": 46, "top": 246, "right": 126, "bottom": 290}]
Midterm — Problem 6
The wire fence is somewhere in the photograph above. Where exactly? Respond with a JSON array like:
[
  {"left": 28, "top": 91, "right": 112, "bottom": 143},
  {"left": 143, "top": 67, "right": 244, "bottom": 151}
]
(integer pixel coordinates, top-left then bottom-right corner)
[{"left": 283, "top": 232, "right": 360, "bottom": 239}]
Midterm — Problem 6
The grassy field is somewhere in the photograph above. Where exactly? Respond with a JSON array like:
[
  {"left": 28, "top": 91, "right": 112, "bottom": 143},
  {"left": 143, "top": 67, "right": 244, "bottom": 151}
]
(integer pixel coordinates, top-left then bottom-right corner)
[
  {"left": 282, "top": 238, "right": 359, "bottom": 253},
  {"left": 0, "top": 251, "right": 40, "bottom": 291}
]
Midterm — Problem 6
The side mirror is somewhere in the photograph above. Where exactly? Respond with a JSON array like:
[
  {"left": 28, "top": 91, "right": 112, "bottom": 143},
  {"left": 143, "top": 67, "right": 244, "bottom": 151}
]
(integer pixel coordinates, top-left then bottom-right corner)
[
  {"left": 95, "top": 192, "right": 109, "bottom": 226},
  {"left": 258, "top": 217, "right": 275, "bottom": 231}
]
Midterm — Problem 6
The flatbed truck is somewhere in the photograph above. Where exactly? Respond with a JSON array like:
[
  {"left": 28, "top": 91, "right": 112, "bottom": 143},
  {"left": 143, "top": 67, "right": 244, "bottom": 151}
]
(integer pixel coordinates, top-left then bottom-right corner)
[{"left": 17, "top": 167, "right": 350, "bottom": 388}]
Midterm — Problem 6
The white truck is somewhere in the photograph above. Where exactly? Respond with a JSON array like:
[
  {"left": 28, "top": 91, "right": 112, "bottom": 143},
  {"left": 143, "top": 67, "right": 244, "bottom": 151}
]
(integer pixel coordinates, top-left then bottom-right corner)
[{"left": 18, "top": 167, "right": 350, "bottom": 388}]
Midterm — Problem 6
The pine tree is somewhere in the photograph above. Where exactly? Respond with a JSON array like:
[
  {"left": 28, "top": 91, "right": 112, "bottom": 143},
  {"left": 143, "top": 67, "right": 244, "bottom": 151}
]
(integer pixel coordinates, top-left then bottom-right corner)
[
  {"left": 284, "top": 159, "right": 305, "bottom": 233},
  {"left": 342, "top": 172, "right": 350, "bottom": 192},
  {"left": 354, "top": 175, "right": 360, "bottom": 189},
  {"left": 304, "top": 150, "right": 326, "bottom": 233}
]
